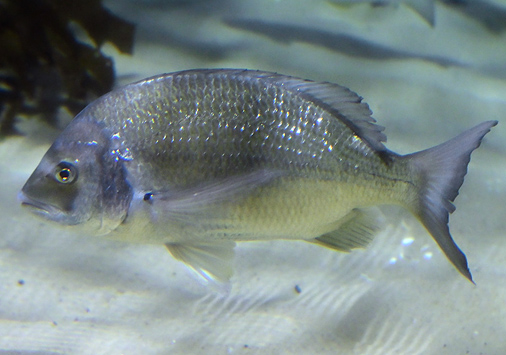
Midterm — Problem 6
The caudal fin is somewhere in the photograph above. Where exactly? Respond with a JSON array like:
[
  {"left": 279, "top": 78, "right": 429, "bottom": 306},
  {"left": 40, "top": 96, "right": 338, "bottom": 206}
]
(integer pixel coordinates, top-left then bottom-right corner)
[{"left": 405, "top": 120, "right": 497, "bottom": 282}]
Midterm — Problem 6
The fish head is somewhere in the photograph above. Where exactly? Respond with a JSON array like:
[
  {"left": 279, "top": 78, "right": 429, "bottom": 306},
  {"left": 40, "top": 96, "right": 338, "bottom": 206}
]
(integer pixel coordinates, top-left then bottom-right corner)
[{"left": 19, "top": 118, "right": 131, "bottom": 235}]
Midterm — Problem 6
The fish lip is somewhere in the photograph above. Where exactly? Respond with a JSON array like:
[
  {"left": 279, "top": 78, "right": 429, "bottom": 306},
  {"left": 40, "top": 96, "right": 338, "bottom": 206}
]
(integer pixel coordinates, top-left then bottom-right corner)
[
  {"left": 18, "top": 191, "right": 84, "bottom": 226},
  {"left": 18, "top": 191, "right": 56, "bottom": 217}
]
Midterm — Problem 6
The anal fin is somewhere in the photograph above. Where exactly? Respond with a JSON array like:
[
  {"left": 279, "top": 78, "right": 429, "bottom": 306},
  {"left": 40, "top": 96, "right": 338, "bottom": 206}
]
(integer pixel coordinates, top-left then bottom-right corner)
[
  {"left": 313, "top": 208, "right": 381, "bottom": 252},
  {"left": 165, "top": 241, "right": 236, "bottom": 284}
]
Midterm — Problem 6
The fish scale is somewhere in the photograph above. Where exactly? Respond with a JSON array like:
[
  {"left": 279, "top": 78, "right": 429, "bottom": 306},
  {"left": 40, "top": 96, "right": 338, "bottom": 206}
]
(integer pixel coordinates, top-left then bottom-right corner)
[{"left": 94, "top": 71, "right": 383, "bottom": 187}]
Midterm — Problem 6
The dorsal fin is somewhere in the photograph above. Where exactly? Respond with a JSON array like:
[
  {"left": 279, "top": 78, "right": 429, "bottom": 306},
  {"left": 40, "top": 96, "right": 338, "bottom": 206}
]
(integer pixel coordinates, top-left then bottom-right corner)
[
  {"left": 256, "top": 71, "right": 388, "bottom": 152},
  {"left": 405, "top": 0, "right": 436, "bottom": 27}
]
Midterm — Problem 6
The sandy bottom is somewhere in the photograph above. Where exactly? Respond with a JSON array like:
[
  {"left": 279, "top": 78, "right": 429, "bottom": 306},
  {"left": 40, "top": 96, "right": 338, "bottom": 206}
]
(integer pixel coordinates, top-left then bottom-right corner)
[{"left": 1, "top": 1, "right": 506, "bottom": 354}]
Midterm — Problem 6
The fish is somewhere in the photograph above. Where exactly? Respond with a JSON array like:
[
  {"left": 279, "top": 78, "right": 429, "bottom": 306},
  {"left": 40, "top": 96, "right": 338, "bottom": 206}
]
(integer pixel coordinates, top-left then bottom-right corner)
[
  {"left": 224, "top": 19, "right": 463, "bottom": 68},
  {"left": 331, "top": 0, "right": 506, "bottom": 32},
  {"left": 330, "top": 0, "right": 436, "bottom": 26},
  {"left": 18, "top": 69, "right": 496, "bottom": 284},
  {"left": 441, "top": 0, "right": 506, "bottom": 33}
]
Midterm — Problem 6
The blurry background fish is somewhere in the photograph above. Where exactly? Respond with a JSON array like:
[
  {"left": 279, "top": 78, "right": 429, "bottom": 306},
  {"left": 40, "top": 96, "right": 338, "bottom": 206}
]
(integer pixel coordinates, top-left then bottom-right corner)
[
  {"left": 1, "top": 0, "right": 506, "bottom": 354},
  {"left": 331, "top": 0, "right": 506, "bottom": 31},
  {"left": 103, "top": 0, "right": 506, "bottom": 84}
]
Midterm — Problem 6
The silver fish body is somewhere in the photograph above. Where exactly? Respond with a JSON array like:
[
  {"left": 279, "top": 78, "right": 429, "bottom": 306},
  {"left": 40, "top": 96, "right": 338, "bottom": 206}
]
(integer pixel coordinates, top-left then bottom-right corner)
[{"left": 19, "top": 69, "right": 497, "bottom": 283}]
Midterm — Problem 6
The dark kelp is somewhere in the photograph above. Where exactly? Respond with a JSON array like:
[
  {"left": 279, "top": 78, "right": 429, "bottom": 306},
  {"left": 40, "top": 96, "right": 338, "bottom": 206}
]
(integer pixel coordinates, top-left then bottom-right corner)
[{"left": 0, "top": 0, "right": 135, "bottom": 136}]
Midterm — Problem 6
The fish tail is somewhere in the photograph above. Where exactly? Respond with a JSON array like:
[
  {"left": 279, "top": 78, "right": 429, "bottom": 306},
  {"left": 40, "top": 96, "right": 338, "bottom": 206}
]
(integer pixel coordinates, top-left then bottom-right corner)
[{"left": 404, "top": 120, "right": 497, "bottom": 282}]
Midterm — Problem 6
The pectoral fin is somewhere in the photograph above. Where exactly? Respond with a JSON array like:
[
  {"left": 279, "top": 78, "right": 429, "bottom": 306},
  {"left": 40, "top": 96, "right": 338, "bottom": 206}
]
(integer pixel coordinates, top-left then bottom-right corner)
[
  {"left": 165, "top": 241, "right": 236, "bottom": 284},
  {"left": 312, "top": 208, "right": 381, "bottom": 252},
  {"left": 145, "top": 169, "right": 281, "bottom": 225}
]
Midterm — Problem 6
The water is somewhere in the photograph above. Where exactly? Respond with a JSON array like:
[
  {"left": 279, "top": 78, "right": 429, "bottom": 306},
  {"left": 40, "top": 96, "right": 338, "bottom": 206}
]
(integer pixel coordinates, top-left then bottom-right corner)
[{"left": 1, "top": 0, "right": 506, "bottom": 353}]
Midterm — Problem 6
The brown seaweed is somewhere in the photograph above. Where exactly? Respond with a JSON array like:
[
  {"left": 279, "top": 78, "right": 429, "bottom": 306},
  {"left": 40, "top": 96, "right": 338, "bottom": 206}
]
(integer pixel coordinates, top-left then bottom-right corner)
[{"left": 0, "top": 0, "right": 135, "bottom": 136}]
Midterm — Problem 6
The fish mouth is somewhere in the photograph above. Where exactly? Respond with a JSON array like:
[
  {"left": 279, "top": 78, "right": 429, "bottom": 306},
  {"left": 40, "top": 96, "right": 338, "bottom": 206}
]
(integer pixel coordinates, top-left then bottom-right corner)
[
  {"left": 18, "top": 191, "right": 58, "bottom": 219},
  {"left": 18, "top": 191, "right": 85, "bottom": 226}
]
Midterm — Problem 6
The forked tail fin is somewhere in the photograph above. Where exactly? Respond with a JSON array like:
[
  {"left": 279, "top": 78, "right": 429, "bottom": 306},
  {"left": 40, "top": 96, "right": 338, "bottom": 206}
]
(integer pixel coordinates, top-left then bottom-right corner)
[{"left": 405, "top": 120, "right": 497, "bottom": 282}]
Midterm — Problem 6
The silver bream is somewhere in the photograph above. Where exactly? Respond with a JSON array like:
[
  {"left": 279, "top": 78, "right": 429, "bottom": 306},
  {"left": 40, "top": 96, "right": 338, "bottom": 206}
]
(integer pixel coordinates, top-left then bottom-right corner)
[{"left": 19, "top": 69, "right": 497, "bottom": 283}]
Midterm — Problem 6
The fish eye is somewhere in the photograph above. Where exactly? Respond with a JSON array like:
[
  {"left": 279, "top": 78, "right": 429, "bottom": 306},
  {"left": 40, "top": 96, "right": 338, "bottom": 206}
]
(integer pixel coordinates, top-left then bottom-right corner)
[{"left": 54, "top": 161, "right": 78, "bottom": 184}]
